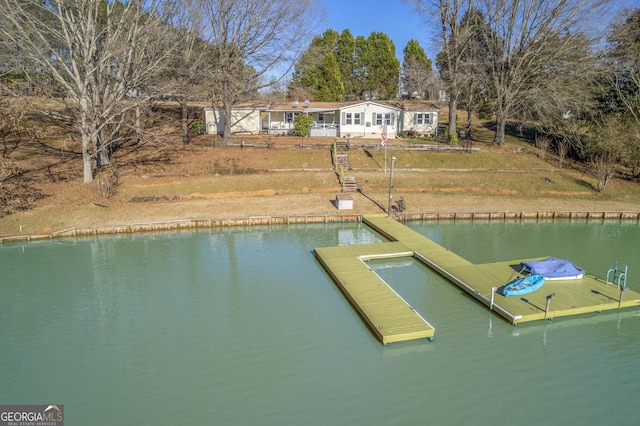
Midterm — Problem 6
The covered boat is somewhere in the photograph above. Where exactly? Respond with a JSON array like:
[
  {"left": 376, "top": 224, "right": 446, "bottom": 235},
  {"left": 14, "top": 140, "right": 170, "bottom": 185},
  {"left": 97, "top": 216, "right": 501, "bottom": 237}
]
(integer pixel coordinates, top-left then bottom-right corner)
[
  {"left": 520, "top": 257, "right": 584, "bottom": 280},
  {"left": 503, "top": 274, "right": 546, "bottom": 297}
]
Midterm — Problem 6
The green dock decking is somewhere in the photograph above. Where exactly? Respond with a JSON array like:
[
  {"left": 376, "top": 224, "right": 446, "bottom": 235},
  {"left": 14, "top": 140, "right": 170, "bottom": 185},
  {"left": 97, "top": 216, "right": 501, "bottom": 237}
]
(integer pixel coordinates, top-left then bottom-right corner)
[
  {"left": 315, "top": 214, "right": 640, "bottom": 345},
  {"left": 315, "top": 241, "right": 435, "bottom": 345}
]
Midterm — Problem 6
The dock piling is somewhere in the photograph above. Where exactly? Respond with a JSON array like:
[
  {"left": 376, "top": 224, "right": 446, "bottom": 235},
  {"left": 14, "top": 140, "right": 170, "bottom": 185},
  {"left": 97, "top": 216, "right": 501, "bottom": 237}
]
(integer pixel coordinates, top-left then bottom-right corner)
[
  {"left": 490, "top": 287, "right": 497, "bottom": 311},
  {"left": 545, "top": 293, "right": 556, "bottom": 319},
  {"left": 619, "top": 286, "right": 627, "bottom": 308}
]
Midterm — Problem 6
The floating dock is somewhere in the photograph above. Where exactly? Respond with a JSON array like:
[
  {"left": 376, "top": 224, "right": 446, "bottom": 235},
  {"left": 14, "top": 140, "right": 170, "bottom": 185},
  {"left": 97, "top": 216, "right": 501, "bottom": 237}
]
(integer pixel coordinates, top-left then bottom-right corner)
[
  {"left": 315, "top": 241, "right": 435, "bottom": 345},
  {"left": 315, "top": 214, "right": 640, "bottom": 344}
]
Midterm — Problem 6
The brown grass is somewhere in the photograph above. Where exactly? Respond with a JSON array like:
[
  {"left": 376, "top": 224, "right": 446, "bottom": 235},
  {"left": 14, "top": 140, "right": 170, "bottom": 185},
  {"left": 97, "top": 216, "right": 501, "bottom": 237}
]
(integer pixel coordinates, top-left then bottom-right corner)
[{"left": 2, "top": 103, "right": 640, "bottom": 239}]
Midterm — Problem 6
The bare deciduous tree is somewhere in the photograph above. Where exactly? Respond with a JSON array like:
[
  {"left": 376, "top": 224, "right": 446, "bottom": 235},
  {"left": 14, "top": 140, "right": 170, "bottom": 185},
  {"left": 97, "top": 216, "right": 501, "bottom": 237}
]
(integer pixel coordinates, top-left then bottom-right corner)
[
  {"left": 405, "top": 0, "right": 474, "bottom": 140},
  {"left": 535, "top": 134, "right": 551, "bottom": 160},
  {"left": 575, "top": 116, "right": 626, "bottom": 192},
  {"left": 161, "top": 0, "right": 215, "bottom": 145},
  {"left": 556, "top": 139, "right": 569, "bottom": 168},
  {"left": 403, "top": 57, "right": 432, "bottom": 99},
  {"left": 0, "top": 96, "right": 40, "bottom": 158},
  {"left": 0, "top": 0, "right": 179, "bottom": 183},
  {"left": 477, "top": 0, "right": 613, "bottom": 146},
  {"left": 606, "top": 8, "right": 640, "bottom": 125},
  {"left": 457, "top": 7, "right": 493, "bottom": 138},
  {"left": 200, "top": 0, "right": 322, "bottom": 141}
]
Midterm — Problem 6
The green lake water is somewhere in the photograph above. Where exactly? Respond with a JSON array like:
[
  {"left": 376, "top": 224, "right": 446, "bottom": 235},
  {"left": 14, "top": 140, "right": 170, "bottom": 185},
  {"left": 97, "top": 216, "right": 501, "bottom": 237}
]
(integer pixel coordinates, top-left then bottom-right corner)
[{"left": 1, "top": 220, "right": 639, "bottom": 425}]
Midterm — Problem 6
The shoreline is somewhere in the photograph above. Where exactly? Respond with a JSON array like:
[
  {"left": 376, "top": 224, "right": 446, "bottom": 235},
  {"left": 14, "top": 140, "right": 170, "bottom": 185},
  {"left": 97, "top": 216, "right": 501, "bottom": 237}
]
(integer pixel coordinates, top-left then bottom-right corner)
[{"left": 3, "top": 209, "right": 639, "bottom": 244}]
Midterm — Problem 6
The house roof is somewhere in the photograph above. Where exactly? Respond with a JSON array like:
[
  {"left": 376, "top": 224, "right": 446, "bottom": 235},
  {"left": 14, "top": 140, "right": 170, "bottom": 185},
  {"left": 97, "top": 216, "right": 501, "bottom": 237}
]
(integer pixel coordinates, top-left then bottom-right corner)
[
  {"left": 231, "top": 100, "right": 440, "bottom": 112},
  {"left": 266, "top": 100, "right": 359, "bottom": 112}
]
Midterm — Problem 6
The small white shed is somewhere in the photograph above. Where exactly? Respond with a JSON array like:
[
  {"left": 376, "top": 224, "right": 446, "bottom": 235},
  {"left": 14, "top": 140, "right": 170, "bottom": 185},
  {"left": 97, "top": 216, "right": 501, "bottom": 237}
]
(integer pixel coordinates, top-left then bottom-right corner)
[{"left": 335, "top": 193, "right": 353, "bottom": 210}]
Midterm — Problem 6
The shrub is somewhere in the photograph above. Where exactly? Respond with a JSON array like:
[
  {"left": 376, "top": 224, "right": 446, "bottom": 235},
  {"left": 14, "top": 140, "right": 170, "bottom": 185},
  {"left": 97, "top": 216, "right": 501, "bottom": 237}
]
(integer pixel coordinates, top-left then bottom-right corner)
[
  {"left": 398, "top": 130, "right": 419, "bottom": 139},
  {"left": 445, "top": 130, "right": 459, "bottom": 146},
  {"left": 291, "top": 114, "right": 314, "bottom": 137},
  {"left": 96, "top": 167, "right": 122, "bottom": 199},
  {"left": 0, "top": 158, "right": 44, "bottom": 217},
  {"left": 191, "top": 121, "right": 206, "bottom": 135}
]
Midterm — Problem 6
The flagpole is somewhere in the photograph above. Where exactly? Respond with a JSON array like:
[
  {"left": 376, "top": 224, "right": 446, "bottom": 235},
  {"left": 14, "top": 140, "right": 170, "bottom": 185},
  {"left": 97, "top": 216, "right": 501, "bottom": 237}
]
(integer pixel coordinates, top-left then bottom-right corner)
[{"left": 382, "top": 124, "right": 387, "bottom": 173}]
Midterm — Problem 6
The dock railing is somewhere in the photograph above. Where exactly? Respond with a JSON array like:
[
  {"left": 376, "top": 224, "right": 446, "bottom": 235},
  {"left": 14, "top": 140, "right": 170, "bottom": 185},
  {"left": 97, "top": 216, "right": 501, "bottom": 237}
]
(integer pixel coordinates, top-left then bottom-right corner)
[{"left": 607, "top": 261, "right": 628, "bottom": 289}]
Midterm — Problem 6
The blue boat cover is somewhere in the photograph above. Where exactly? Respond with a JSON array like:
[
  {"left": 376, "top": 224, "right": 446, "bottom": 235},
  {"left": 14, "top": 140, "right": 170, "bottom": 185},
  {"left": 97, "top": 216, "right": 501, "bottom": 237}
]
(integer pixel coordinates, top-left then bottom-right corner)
[{"left": 520, "top": 257, "right": 584, "bottom": 279}]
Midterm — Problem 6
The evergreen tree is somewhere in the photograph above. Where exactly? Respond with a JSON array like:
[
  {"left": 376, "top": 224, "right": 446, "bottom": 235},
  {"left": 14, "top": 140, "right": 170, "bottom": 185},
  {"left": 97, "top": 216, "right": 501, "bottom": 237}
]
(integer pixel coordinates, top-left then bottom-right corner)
[
  {"left": 352, "top": 35, "right": 370, "bottom": 99},
  {"left": 315, "top": 52, "right": 344, "bottom": 101},
  {"left": 288, "top": 29, "right": 341, "bottom": 100},
  {"left": 289, "top": 28, "right": 399, "bottom": 101},
  {"left": 336, "top": 29, "right": 357, "bottom": 100},
  {"left": 365, "top": 32, "right": 400, "bottom": 99}
]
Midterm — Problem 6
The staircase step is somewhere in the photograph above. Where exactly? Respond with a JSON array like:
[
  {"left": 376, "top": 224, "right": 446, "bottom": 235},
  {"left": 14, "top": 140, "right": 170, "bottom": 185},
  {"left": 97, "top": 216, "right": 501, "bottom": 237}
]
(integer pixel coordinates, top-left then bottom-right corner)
[
  {"left": 332, "top": 144, "right": 355, "bottom": 189},
  {"left": 342, "top": 176, "right": 358, "bottom": 192},
  {"left": 333, "top": 142, "right": 349, "bottom": 151}
]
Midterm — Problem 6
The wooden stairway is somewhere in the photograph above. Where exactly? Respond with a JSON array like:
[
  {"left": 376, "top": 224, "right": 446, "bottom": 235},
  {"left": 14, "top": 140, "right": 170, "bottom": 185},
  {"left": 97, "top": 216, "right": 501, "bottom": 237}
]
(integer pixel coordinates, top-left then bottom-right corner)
[
  {"left": 331, "top": 141, "right": 358, "bottom": 192},
  {"left": 335, "top": 152, "right": 348, "bottom": 168},
  {"left": 342, "top": 176, "right": 358, "bottom": 192}
]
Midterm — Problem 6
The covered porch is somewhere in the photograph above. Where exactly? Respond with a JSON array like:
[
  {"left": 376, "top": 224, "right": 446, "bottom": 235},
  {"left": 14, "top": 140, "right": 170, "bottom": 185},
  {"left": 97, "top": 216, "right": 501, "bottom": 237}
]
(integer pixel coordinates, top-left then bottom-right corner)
[{"left": 261, "top": 109, "right": 339, "bottom": 136}]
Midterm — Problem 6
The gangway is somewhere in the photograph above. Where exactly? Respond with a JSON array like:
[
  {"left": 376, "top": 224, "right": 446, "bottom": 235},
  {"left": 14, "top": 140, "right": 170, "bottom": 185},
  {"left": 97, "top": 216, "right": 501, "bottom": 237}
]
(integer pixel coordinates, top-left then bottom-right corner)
[{"left": 607, "top": 261, "right": 628, "bottom": 289}]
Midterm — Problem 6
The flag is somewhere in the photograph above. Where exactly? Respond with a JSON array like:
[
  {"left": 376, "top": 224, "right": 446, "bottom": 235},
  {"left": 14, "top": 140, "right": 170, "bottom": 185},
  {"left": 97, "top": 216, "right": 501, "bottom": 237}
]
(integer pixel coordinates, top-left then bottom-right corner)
[{"left": 381, "top": 125, "right": 387, "bottom": 147}]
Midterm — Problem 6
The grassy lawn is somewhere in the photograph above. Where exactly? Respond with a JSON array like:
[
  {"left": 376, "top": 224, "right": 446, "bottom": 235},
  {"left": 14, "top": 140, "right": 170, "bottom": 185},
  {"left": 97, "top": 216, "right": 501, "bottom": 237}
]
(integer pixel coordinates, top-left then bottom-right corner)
[{"left": 3, "top": 105, "right": 640, "bottom": 238}]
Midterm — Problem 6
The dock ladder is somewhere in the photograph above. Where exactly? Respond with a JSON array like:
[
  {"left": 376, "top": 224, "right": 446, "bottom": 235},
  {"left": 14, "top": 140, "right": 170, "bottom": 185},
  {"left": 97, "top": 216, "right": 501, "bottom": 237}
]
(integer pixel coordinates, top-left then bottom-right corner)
[{"left": 607, "top": 261, "right": 628, "bottom": 289}]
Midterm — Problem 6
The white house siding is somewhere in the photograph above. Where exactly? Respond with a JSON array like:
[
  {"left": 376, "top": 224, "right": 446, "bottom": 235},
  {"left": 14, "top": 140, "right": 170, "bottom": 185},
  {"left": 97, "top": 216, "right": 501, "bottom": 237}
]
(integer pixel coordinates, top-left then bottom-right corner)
[
  {"left": 205, "top": 101, "right": 440, "bottom": 137},
  {"left": 229, "top": 108, "right": 260, "bottom": 134},
  {"left": 204, "top": 108, "right": 223, "bottom": 135},
  {"left": 204, "top": 107, "right": 260, "bottom": 135},
  {"left": 338, "top": 102, "right": 400, "bottom": 138},
  {"left": 400, "top": 110, "right": 439, "bottom": 136}
]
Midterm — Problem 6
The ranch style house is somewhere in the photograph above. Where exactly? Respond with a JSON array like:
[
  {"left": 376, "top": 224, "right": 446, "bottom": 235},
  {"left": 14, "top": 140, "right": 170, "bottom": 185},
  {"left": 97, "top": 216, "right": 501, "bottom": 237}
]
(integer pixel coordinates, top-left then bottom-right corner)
[{"left": 204, "top": 100, "right": 440, "bottom": 139}]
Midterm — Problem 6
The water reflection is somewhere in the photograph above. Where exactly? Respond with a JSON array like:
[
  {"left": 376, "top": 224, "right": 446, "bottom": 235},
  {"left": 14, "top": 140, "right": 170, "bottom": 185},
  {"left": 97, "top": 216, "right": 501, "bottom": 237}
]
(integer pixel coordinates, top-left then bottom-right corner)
[{"left": 1, "top": 220, "right": 639, "bottom": 425}]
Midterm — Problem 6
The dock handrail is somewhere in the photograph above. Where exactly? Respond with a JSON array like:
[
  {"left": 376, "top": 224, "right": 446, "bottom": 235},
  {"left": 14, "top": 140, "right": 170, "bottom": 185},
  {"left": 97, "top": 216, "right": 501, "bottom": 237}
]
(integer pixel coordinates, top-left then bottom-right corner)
[
  {"left": 332, "top": 140, "right": 338, "bottom": 167},
  {"left": 607, "top": 261, "right": 628, "bottom": 289}
]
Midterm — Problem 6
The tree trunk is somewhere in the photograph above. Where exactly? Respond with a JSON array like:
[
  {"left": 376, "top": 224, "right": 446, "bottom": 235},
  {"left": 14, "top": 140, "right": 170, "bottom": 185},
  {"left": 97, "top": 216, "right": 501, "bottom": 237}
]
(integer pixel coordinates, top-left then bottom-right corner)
[
  {"left": 135, "top": 105, "right": 142, "bottom": 145},
  {"left": 181, "top": 99, "right": 189, "bottom": 145},
  {"left": 79, "top": 101, "right": 94, "bottom": 184},
  {"left": 494, "top": 110, "right": 507, "bottom": 146},
  {"left": 448, "top": 97, "right": 457, "bottom": 135},
  {"left": 223, "top": 101, "right": 233, "bottom": 143},
  {"left": 82, "top": 135, "right": 93, "bottom": 184},
  {"left": 465, "top": 92, "right": 474, "bottom": 137},
  {"left": 96, "top": 128, "right": 110, "bottom": 168}
]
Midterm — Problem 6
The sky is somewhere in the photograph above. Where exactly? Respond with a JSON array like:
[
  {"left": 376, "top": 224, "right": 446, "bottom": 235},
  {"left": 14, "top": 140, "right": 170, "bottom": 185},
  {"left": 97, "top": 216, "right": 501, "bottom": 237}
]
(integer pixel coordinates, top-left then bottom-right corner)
[{"left": 318, "top": 0, "right": 438, "bottom": 62}]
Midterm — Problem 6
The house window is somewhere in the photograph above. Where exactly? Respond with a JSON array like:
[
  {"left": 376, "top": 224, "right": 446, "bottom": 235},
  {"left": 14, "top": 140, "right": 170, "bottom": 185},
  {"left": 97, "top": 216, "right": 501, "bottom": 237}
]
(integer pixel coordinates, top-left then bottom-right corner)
[
  {"left": 345, "top": 113, "right": 353, "bottom": 125},
  {"left": 318, "top": 113, "right": 325, "bottom": 123},
  {"left": 286, "top": 112, "right": 294, "bottom": 123},
  {"left": 354, "top": 113, "right": 361, "bottom": 125},
  {"left": 375, "top": 112, "right": 394, "bottom": 126},
  {"left": 414, "top": 113, "right": 431, "bottom": 125}
]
